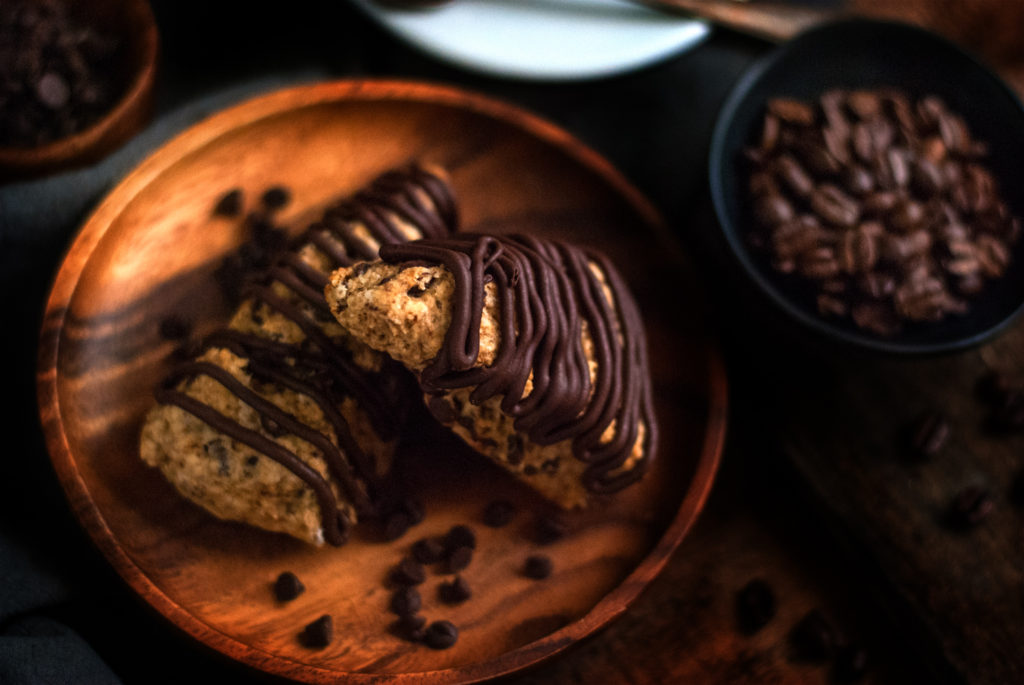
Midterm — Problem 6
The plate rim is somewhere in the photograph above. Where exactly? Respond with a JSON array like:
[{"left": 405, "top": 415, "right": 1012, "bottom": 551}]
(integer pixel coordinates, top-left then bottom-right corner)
[{"left": 36, "top": 78, "right": 728, "bottom": 684}]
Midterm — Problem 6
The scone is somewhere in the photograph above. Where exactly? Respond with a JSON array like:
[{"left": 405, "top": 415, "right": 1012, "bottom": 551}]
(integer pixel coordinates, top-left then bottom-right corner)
[
  {"left": 325, "top": 233, "right": 657, "bottom": 509},
  {"left": 140, "top": 165, "right": 458, "bottom": 546}
]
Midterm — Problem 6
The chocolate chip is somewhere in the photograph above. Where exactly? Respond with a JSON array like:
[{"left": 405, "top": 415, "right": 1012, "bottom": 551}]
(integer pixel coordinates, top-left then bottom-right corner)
[
  {"left": 907, "top": 411, "right": 950, "bottom": 460},
  {"left": 158, "top": 315, "right": 191, "bottom": 341},
  {"left": 389, "top": 614, "right": 426, "bottom": 642},
  {"left": 446, "top": 546, "right": 473, "bottom": 573},
  {"left": 483, "top": 500, "right": 516, "bottom": 528},
  {"left": 789, "top": 610, "right": 839, "bottom": 662},
  {"left": 832, "top": 644, "right": 869, "bottom": 683},
  {"left": 261, "top": 185, "right": 292, "bottom": 210},
  {"left": 443, "top": 524, "right": 476, "bottom": 551},
  {"left": 391, "top": 559, "right": 426, "bottom": 586},
  {"left": 412, "top": 537, "right": 445, "bottom": 564},
  {"left": 439, "top": 576, "right": 472, "bottom": 604},
  {"left": 260, "top": 415, "right": 287, "bottom": 437},
  {"left": 298, "top": 615, "right": 333, "bottom": 649},
  {"left": 273, "top": 571, "right": 305, "bottom": 602},
  {"left": 523, "top": 554, "right": 553, "bottom": 579},
  {"left": 947, "top": 485, "right": 994, "bottom": 528},
  {"left": 736, "top": 578, "right": 776, "bottom": 634},
  {"left": 534, "top": 516, "right": 568, "bottom": 545},
  {"left": 213, "top": 189, "right": 244, "bottom": 217},
  {"left": 389, "top": 586, "right": 421, "bottom": 616},
  {"left": 423, "top": 620, "right": 458, "bottom": 649},
  {"left": 384, "top": 511, "right": 412, "bottom": 541}
]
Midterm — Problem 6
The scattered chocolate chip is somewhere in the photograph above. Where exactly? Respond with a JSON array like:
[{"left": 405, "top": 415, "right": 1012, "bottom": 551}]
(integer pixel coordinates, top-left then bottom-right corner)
[
  {"left": 947, "top": 485, "right": 995, "bottom": 528},
  {"left": 483, "top": 499, "right": 516, "bottom": 528},
  {"left": 259, "top": 415, "right": 288, "bottom": 437},
  {"left": 384, "top": 511, "right": 412, "bottom": 541},
  {"left": 736, "top": 578, "right": 776, "bottom": 634},
  {"left": 389, "top": 586, "right": 421, "bottom": 616},
  {"left": 391, "top": 559, "right": 426, "bottom": 586},
  {"left": 443, "top": 524, "right": 476, "bottom": 551},
  {"left": 534, "top": 515, "right": 568, "bottom": 545},
  {"left": 389, "top": 614, "right": 426, "bottom": 642},
  {"left": 298, "top": 615, "right": 333, "bottom": 649},
  {"left": 790, "top": 610, "right": 839, "bottom": 662},
  {"left": 423, "top": 620, "right": 458, "bottom": 650},
  {"left": 261, "top": 186, "right": 292, "bottom": 210},
  {"left": 446, "top": 545, "right": 473, "bottom": 573},
  {"left": 158, "top": 315, "right": 191, "bottom": 341},
  {"left": 213, "top": 189, "right": 244, "bottom": 217},
  {"left": 273, "top": 571, "right": 305, "bottom": 602},
  {"left": 412, "top": 537, "right": 445, "bottom": 565},
  {"left": 907, "top": 411, "right": 950, "bottom": 460},
  {"left": 439, "top": 576, "right": 472, "bottom": 604},
  {"left": 523, "top": 554, "right": 553, "bottom": 580},
  {"left": 832, "top": 644, "right": 869, "bottom": 683}
]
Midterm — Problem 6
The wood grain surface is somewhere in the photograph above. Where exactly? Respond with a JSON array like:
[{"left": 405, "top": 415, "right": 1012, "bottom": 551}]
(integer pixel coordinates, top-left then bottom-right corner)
[{"left": 36, "top": 81, "right": 727, "bottom": 683}]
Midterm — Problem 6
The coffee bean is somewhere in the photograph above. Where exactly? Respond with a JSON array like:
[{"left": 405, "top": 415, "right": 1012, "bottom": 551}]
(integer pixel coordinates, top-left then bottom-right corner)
[
  {"left": 443, "top": 524, "right": 476, "bottom": 551},
  {"left": 298, "top": 615, "right": 333, "bottom": 649},
  {"left": 261, "top": 186, "right": 292, "bottom": 210},
  {"left": 439, "top": 576, "right": 472, "bottom": 604},
  {"left": 832, "top": 644, "right": 869, "bottom": 683},
  {"left": 523, "top": 554, "right": 553, "bottom": 580},
  {"left": 776, "top": 154, "right": 814, "bottom": 197},
  {"left": 483, "top": 499, "right": 516, "bottom": 528},
  {"left": 534, "top": 516, "right": 568, "bottom": 545},
  {"left": 767, "top": 97, "right": 816, "bottom": 126},
  {"left": 213, "top": 189, "right": 244, "bottom": 217},
  {"left": 947, "top": 485, "right": 995, "bottom": 528},
  {"left": 789, "top": 610, "right": 839, "bottom": 662},
  {"left": 736, "top": 578, "right": 776, "bottom": 634},
  {"left": 412, "top": 537, "right": 445, "bottom": 564},
  {"left": 810, "top": 184, "right": 860, "bottom": 228},
  {"left": 389, "top": 586, "right": 421, "bottom": 616},
  {"left": 754, "top": 194, "right": 796, "bottom": 226},
  {"left": 391, "top": 559, "right": 426, "bottom": 586},
  {"left": 273, "top": 571, "right": 305, "bottom": 602},
  {"left": 389, "top": 614, "right": 426, "bottom": 642},
  {"left": 423, "top": 620, "right": 458, "bottom": 650},
  {"left": 908, "top": 411, "right": 950, "bottom": 460},
  {"left": 446, "top": 546, "right": 473, "bottom": 573}
]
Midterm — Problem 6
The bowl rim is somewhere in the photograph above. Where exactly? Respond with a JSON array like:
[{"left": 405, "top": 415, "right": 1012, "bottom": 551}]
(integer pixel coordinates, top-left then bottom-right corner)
[
  {"left": 0, "top": 0, "right": 159, "bottom": 167},
  {"left": 708, "top": 16, "right": 1024, "bottom": 355}
]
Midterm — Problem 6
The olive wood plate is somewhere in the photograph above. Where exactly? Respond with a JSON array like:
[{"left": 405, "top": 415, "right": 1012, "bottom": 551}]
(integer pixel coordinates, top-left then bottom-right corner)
[{"left": 37, "top": 80, "right": 727, "bottom": 684}]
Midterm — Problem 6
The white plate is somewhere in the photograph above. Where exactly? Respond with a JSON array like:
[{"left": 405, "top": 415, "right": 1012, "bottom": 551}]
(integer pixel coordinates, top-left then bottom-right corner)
[{"left": 350, "top": 0, "right": 711, "bottom": 81}]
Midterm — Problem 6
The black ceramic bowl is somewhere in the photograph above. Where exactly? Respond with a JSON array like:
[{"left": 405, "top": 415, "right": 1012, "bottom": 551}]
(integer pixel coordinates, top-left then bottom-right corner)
[{"left": 709, "top": 18, "right": 1024, "bottom": 354}]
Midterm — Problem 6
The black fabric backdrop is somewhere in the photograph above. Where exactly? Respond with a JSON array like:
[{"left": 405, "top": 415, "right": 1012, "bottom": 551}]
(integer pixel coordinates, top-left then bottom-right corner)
[{"left": 0, "top": 2, "right": 765, "bottom": 681}]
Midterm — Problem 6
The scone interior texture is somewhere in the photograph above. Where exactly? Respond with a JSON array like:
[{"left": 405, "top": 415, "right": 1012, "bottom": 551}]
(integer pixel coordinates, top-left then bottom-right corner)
[
  {"left": 141, "top": 164, "right": 458, "bottom": 545},
  {"left": 326, "top": 233, "right": 657, "bottom": 509}
]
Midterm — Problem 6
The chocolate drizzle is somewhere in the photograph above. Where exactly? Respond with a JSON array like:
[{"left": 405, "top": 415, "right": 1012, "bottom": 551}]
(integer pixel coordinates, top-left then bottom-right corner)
[
  {"left": 379, "top": 233, "right": 657, "bottom": 494},
  {"left": 155, "top": 165, "right": 457, "bottom": 545}
]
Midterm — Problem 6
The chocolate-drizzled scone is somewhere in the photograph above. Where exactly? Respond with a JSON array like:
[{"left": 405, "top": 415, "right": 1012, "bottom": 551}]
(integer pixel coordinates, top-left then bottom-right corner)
[
  {"left": 325, "top": 234, "right": 657, "bottom": 509},
  {"left": 140, "top": 165, "right": 458, "bottom": 545}
]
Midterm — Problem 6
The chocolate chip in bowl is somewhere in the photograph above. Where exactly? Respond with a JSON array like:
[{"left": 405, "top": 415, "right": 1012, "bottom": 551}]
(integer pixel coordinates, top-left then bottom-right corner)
[{"left": 709, "top": 18, "right": 1024, "bottom": 354}]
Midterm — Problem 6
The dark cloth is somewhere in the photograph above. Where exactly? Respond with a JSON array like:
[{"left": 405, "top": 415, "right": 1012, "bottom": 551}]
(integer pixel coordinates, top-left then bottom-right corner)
[{"left": 0, "top": 1, "right": 763, "bottom": 681}]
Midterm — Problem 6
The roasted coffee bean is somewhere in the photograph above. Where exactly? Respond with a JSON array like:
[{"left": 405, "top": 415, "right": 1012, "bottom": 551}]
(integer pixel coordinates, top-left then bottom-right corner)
[
  {"left": 843, "top": 165, "right": 874, "bottom": 196},
  {"left": 912, "top": 157, "right": 945, "bottom": 195},
  {"left": 483, "top": 499, "right": 516, "bottom": 528},
  {"left": 810, "top": 184, "right": 859, "bottom": 228},
  {"left": 446, "top": 546, "right": 473, "bottom": 573},
  {"left": 886, "top": 148, "right": 911, "bottom": 188},
  {"left": 424, "top": 620, "right": 459, "bottom": 649},
  {"left": 523, "top": 554, "right": 553, "bottom": 580},
  {"left": 799, "top": 246, "right": 841, "bottom": 280},
  {"left": 894, "top": 276, "right": 953, "bottom": 322},
  {"left": 847, "top": 90, "right": 882, "bottom": 119},
  {"left": 832, "top": 644, "right": 869, "bottom": 684},
  {"left": 839, "top": 227, "right": 878, "bottom": 274},
  {"left": 261, "top": 185, "right": 292, "bottom": 210},
  {"left": 851, "top": 303, "right": 900, "bottom": 337},
  {"left": 775, "top": 154, "right": 814, "bottom": 197},
  {"left": 390, "top": 614, "right": 427, "bottom": 642},
  {"left": 273, "top": 571, "right": 305, "bottom": 602},
  {"left": 412, "top": 537, "right": 445, "bottom": 564},
  {"left": 975, "top": 235, "right": 1011, "bottom": 278},
  {"left": 754, "top": 194, "right": 796, "bottom": 226},
  {"left": 213, "top": 188, "right": 244, "bottom": 217},
  {"left": 439, "top": 576, "right": 472, "bottom": 604},
  {"left": 767, "top": 97, "right": 816, "bottom": 126},
  {"left": 298, "top": 615, "right": 333, "bottom": 649},
  {"left": 736, "top": 578, "right": 776, "bottom": 634},
  {"left": 889, "top": 200, "right": 926, "bottom": 234},
  {"left": 391, "top": 559, "right": 426, "bottom": 586},
  {"left": 817, "top": 294, "right": 847, "bottom": 318},
  {"left": 535, "top": 516, "right": 568, "bottom": 544},
  {"left": 390, "top": 586, "right": 422, "bottom": 616},
  {"left": 862, "top": 191, "right": 900, "bottom": 216},
  {"left": 882, "top": 230, "right": 932, "bottom": 262},
  {"left": 947, "top": 485, "right": 994, "bottom": 528},
  {"left": 771, "top": 216, "right": 821, "bottom": 261},
  {"left": 822, "top": 126, "right": 851, "bottom": 166},
  {"left": 443, "top": 524, "right": 477, "bottom": 551},
  {"left": 857, "top": 272, "right": 896, "bottom": 300},
  {"left": 761, "top": 114, "right": 781, "bottom": 151},
  {"left": 908, "top": 411, "right": 950, "bottom": 460},
  {"left": 789, "top": 610, "right": 839, "bottom": 662},
  {"left": 851, "top": 122, "right": 875, "bottom": 163}
]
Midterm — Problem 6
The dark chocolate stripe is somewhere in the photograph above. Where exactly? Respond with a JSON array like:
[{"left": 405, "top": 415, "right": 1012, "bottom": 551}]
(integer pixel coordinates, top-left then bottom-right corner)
[
  {"left": 156, "top": 165, "right": 458, "bottom": 544},
  {"left": 379, "top": 233, "right": 657, "bottom": 494}
]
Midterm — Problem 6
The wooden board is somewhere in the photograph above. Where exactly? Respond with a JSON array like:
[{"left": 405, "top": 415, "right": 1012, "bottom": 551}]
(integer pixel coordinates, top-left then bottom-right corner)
[{"left": 36, "top": 81, "right": 727, "bottom": 684}]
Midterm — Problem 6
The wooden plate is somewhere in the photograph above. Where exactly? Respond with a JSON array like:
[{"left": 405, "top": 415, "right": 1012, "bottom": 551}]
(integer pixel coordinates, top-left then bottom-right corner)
[{"left": 36, "top": 81, "right": 727, "bottom": 684}]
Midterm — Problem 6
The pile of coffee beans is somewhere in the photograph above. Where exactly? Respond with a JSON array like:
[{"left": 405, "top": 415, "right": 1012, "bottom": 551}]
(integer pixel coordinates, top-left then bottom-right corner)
[
  {"left": 0, "top": 0, "right": 123, "bottom": 147},
  {"left": 744, "top": 88, "right": 1021, "bottom": 336}
]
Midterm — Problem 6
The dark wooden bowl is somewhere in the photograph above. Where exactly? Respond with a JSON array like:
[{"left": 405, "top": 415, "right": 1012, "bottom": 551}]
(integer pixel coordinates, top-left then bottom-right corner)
[
  {"left": 37, "top": 80, "right": 727, "bottom": 683},
  {"left": 0, "top": 0, "right": 158, "bottom": 181}
]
